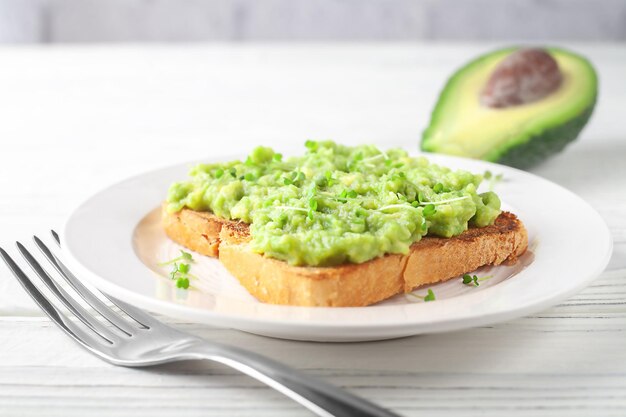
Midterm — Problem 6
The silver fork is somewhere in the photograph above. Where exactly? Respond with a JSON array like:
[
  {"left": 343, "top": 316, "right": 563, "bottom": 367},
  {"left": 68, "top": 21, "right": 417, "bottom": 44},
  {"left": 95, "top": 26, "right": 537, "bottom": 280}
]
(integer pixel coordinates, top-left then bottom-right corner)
[{"left": 0, "top": 233, "right": 401, "bottom": 417}]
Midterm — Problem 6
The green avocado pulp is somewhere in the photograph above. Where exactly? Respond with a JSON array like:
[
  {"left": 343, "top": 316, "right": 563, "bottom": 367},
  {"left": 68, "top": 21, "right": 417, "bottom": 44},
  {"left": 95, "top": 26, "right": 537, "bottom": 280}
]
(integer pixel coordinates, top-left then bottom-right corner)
[{"left": 167, "top": 141, "right": 501, "bottom": 266}]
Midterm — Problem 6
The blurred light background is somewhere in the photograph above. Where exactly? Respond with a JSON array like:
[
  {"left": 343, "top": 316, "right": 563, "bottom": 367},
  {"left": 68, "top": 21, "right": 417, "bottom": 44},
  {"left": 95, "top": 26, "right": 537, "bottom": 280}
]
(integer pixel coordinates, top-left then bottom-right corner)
[{"left": 1, "top": 0, "right": 625, "bottom": 43}]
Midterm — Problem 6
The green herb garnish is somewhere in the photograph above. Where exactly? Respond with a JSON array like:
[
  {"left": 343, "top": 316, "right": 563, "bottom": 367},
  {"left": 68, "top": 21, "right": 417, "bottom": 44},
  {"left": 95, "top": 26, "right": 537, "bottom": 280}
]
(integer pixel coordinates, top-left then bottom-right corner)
[
  {"left": 462, "top": 274, "right": 493, "bottom": 286},
  {"left": 284, "top": 171, "right": 304, "bottom": 186},
  {"left": 176, "top": 277, "right": 190, "bottom": 289},
  {"left": 305, "top": 140, "right": 318, "bottom": 151},
  {"left": 463, "top": 274, "right": 479, "bottom": 286},
  {"left": 324, "top": 171, "right": 335, "bottom": 186},
  {"left": 169, "top": 263, "right": 179, "bottom": 279},
  {"left": 408, "top": 288, "right": 436, "bottom": 302},
  {"left": 160, "top": 251, "right": 195, "bottom": 290},
  {"left": 307, "top": 197, "right": 318, "bottom": 220},
  {"left": 158, "top": 250, "right": 193, "bottom": 266},
  {"left": 422, "top": 204, "right": 437, "bottom": 217},
  {"left": 484, "top": 171, "right": 504, "bottom": 191}
]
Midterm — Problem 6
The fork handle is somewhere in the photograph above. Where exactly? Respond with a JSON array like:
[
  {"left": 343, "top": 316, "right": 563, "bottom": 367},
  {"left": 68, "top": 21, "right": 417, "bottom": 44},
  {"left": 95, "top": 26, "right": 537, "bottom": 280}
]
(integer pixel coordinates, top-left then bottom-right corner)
[{"left": 184, "top": 341, "right": 401, "bottom": 417}]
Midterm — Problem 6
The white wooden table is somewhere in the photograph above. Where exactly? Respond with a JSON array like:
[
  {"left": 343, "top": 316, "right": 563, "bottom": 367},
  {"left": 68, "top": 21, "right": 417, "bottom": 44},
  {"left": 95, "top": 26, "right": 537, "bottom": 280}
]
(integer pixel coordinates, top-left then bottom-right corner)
[{"left": 0, "top": 43, "right": 624, "bottom": 417}]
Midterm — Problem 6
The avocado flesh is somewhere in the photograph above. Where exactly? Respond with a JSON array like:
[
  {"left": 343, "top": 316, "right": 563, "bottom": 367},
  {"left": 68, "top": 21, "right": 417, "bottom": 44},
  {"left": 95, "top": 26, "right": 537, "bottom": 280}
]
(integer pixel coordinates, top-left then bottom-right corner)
[{"left": 422, "top": 47, "right": 597, "bottom": 169}]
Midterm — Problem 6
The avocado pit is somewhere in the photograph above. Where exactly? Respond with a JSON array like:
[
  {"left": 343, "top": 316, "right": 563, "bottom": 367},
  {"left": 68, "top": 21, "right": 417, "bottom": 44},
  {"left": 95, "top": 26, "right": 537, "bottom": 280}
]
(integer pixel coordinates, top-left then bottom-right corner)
[{"left": 481, "top": 48, "right": 563, "bottom": 108}]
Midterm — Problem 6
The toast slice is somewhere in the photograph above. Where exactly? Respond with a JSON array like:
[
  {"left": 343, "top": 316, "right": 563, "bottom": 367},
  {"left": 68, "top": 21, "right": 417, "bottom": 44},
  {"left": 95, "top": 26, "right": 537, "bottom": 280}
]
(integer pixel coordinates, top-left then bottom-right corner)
[{"left": 162, "top": 206, "right": 528, "bottom": 307}]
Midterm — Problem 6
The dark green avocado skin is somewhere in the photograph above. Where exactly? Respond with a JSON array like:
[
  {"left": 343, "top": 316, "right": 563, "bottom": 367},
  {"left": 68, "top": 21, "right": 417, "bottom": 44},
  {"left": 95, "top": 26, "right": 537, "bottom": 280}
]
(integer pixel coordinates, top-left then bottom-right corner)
[{"left": 496, "top": 100, "right": 596, "bottom": 169}]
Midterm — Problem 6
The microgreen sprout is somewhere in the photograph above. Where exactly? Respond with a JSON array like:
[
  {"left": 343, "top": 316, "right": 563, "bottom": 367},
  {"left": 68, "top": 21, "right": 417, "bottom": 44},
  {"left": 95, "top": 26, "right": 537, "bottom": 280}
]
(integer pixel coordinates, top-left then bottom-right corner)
[
  {"left": 422, "top": 204, "right": 437, "bottom": 217},
  {"left": 433, "top": 183, "right": 451, "bottom": 193},
  {"left": 346, "top": 153, "right": 364, "bottom": 171},
  {"left": 178, "top": 263, "right": 190, "bottom": 274},
  {"left": 362, "top": 154, "right": 384, "bottom": 163},
  {"left": 378, "top": 195, "right": 469, "bottom": 214},
  {"left": 307, "top": 197, "right": 318, "bottom": 220},
  {"left": 305, "top": 140, "right": 318, "bottom": 151},
  {"left": 273, "top": 153, "right": 283, "bottom": 162},
  {"left": 408, "top": 288, "right": 436, "bottom": 302},
  {"left": 427, "top": 196, "right": 469, "bottom": 205},
  {"left": 462, "top": 274, "right": 494, "bottom": 287},
  {"left": 375, "top": 204, "right": 409, "bottom": 212},
  {"left": 158, "top": 250, "right": 194, "bottom": 267},
  {"left": 214, "top": 168, "right": 224, "bottom": 179},
  {"left": 324, "top": 171, "right": 336, "bottom": 186},
  {"left": 283, "top": 171, "right": 305, "bottom": 186},
  {"left": 176, "top": 277, "right": 190, "bottom": 289},
  {"left": 336, "top": 188, "right": 358, "bottom": 203},
  {"left": 169, "top": 263, "right": 179, "bottom": 280},
  {"left": 362, "top": 148, "right": 390, "bottom": 163},
  {"left": 172, "top": 263, "right": 196, "bottom": 288},
  {"left": 273, "top": 206, "right": 309, "bottom": 213},
  {"left": 160, "top": 251, "right": 196, "bottom": 290},
  {"left": 463, "top": 274, "right": 479, "bottom": 286},
  {"left": 484, "top": 170, "right": 504, "bottom": 191}
]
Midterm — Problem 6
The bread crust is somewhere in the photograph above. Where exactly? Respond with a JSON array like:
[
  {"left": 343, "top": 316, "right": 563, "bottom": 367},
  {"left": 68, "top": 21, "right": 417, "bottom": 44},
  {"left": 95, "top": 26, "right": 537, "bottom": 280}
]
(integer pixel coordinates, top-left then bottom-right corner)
[
  {"left": 162, "top": 205, "right": 528, "bottom": 307},
  {"left": 161, "top": 206, "right": 228, "bottom": 257}
]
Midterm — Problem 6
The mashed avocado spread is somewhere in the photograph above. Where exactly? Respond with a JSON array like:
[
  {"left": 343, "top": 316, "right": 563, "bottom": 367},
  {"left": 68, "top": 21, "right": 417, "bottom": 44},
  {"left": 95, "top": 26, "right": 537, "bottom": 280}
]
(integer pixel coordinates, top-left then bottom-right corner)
[{"left": 167, "top": 141, "right": 501, "bottom": 266}]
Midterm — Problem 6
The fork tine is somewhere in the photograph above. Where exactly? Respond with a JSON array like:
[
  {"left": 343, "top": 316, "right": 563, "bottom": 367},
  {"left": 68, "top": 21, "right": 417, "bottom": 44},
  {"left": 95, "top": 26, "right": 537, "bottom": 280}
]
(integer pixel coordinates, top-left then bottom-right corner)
[
  {"left": 51, "top": 230, "right": 60, "bottom": 245},
  {"left": 0, "top": 247, "right": 111, "bottom": 354},
  {"left": 50, "top": 230, "right": 158, "bottom": 329},
  {"left": 103, "top": 294, "right": 162, "bottom": 329},
  {"left": 16, "top": 242, "right": 121, "bottom": 344},
  {"left": 34, "top": 236, "right": 138, "bottom": 335}
]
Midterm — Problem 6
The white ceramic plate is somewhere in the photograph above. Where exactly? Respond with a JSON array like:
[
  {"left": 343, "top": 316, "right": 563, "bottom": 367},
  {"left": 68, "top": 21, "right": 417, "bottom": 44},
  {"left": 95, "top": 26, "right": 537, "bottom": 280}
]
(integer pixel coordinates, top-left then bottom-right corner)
[{"left": 62, "top": 151, "right": 612, "bottom": 342}]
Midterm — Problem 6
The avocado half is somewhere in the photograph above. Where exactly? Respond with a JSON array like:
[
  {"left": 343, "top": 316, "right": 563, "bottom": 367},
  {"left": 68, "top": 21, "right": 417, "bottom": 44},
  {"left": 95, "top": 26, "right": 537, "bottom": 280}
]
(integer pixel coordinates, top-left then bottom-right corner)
[{"left": 421, "top": 47, "right": 598, "bottom": 169}]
